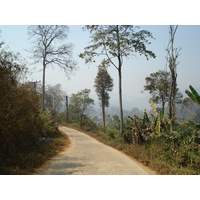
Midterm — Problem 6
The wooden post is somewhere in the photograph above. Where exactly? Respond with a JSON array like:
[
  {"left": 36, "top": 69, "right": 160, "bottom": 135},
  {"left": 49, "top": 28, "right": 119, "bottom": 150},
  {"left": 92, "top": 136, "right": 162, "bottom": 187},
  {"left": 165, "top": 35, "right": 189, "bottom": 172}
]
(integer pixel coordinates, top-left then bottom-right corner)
[
  {"left": 34, "top": 81, "right": 37, "bottom": 93},
  {"left": 66, "top": 95, "right": 69, "bottom": 123}
]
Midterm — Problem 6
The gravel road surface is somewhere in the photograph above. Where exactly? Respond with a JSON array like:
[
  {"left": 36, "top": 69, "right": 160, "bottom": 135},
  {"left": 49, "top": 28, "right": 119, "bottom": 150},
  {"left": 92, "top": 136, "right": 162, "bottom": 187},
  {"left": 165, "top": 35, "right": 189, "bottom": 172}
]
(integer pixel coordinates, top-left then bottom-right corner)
[{"left": 37, "top": 126, "right": 155, "bottom": 175}]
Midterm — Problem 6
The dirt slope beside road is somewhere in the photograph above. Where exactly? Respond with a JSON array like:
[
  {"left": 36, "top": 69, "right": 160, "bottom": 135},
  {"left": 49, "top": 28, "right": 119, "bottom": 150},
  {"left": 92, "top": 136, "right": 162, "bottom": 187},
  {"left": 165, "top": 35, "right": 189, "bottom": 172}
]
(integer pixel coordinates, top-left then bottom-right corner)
[{"left": 37, "top": 127, "right": 156, "bottom": 175}]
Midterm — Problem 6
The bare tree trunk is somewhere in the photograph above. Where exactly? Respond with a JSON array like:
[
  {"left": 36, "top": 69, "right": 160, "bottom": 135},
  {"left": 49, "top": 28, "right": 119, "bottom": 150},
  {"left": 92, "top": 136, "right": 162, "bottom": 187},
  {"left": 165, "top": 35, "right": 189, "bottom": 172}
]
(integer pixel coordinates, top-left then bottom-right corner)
[
  {"left": 118, "top": 67, "right": 124, "bottom": 136},
  {"left": 169, "top": 70, "right": 177, "bottom": 132},
  {"left": 161, "top": 101, "right": 165, "bottom": 114},
  {"left": 166, "top": 25, "right": 180, "bottom": 134},
  {"left": 116, "top": 25, "right": 124, "bottom": 136},
  {"left": 102, "top": 102, "right": 106, "bottom": 131},
  {"left": 66, "top": 95, "right": 69, "bottom": 123},
  {"left": 80, "top": 113, "right": 83, "bottom": 127},
  {"left": 42, "top": 61, "right": 46, "bottom": 111}
]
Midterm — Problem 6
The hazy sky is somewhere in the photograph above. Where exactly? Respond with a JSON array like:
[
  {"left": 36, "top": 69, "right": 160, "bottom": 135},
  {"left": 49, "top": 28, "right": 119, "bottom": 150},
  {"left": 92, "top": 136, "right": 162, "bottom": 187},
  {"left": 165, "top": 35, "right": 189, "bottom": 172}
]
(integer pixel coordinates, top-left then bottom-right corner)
[{"left": 0, "top": 25, "right": 200, "bottom": 111}]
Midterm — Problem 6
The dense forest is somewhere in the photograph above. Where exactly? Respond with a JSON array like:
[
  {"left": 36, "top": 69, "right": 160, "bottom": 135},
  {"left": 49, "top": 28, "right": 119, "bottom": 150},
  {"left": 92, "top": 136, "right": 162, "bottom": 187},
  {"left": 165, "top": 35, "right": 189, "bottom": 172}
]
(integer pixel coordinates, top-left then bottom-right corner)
[{"left": 1, "top": 25, "right": 200, "bottom": 175}]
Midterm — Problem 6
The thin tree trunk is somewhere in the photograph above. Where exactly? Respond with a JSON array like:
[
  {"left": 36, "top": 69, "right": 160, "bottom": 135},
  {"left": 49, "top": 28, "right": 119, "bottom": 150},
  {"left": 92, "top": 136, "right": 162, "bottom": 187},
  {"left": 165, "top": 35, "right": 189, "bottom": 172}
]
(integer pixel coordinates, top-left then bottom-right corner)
[
  {"left": 102, "top": 102, "right": 106, "bottom": 131},
  {"left": 160, "top": 93, "right": 165, "bottom": 114},
  {"left": 162, "top": 100, "right": 165, "bottom": 114},
  {"left": 66, "top": 96, "right": 69, "bottom": 123},
  {"left": 80, "top": 113, "right": 83, "bottom": 127},
  {"left": 169, "top": 72, "right": 177, "bottom": 132},
  {"left": 42, "top": 61, "right": 46, "bottom": 111},
  {"left": 167, "top": 25, "right": 179, "bottom": 134},
  {"left": 116, "top": 25, "right": 124, "bottom": 136},
  {"left": 118, "top": 67, "right": 124, "bottom": 136}
]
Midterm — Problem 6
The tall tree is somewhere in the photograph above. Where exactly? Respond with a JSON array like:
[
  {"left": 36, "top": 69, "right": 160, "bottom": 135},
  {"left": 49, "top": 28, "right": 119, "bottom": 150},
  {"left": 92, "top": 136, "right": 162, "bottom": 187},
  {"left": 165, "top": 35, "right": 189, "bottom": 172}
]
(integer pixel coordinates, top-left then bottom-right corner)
[
  {"left": 69, "top": 89, "right": 94, "bottom": 126},
  {"left": 94, "top": 60, "right": 114, "bottom": 131},
  {"left": 143, "top": 70, "right": 182, "bottom": 114},
  {"left": 166, "top": 25, "right": 181, "bottom": 132},
  {"left": 80, "top": 25, "right": 155, "bottom": 136},
  {"left": 28, "top": 25, "right": 77, "bottom": 110}
]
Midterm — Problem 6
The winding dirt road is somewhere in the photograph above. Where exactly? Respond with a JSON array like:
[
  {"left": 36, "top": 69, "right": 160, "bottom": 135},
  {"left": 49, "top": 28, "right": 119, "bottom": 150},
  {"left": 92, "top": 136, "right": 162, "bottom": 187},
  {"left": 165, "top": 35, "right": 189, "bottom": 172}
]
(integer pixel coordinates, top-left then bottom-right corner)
[{"left": 37, "top": 126, "right": 156, "bottom": 175}]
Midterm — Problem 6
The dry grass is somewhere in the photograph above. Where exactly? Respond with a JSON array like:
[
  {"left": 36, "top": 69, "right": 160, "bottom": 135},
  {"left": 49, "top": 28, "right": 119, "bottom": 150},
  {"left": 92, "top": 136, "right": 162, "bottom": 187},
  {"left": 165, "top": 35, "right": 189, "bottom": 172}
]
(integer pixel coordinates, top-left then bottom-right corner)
[{"left": 1, "top": 131, "right": 70, "bottom": 175}]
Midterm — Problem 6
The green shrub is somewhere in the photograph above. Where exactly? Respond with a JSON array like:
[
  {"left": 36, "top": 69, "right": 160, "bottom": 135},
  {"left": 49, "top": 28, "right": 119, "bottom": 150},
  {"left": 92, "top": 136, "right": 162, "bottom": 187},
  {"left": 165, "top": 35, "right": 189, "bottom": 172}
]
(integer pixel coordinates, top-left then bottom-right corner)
[
  {"left": 106, "top": 128, "right": 120, "bottom": 140},
  {"left": 39, "top": 110, "right": 60, "bottom": 138}
]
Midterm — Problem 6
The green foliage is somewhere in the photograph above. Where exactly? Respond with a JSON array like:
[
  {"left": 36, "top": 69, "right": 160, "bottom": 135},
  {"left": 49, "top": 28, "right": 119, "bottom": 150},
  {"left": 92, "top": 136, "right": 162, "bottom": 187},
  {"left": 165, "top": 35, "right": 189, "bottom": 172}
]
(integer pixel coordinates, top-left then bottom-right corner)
[
  {"left": 184, "top": 85, "right": 200, "bottom": 136},
  {"left": 94, "top": 60, "right": 114, "bottom": 131},
  {"left": 185, "top": 85, "right": 200, "bottom": 107},
  {"left": 123, "top": 116, "right": 134, "bottom": 143},
  {"left": 144, "top": 70, "right": 170, "bottom": 110},
  {"left": 120, "top": 99, "right": 200, "bottom": 173},
  {"left": 56, "top": 111, "right": 67, "bottom": 124},
  {"left": 144, "top": 70, "right": 183, "bottom": 113},
  {"left": 106, "top": 128, "right": 121, "bottom": 141},
  {"left": 69, "top": 89, "right": 94, "bottom": 126},
  {"left": 39, "top": 110, "right": 60, "bottom": 138},
  {"left": 94, "top": 60, "right": 114, "bottom": 108},
  {"left": 182, "top": 121, "right": 200, "bottom": 134},
  {"left": 80, "top": 25, "right": 156, "bottom": 64},
  {"left": 107, "top": 115, "right": 120, "bottom": 130},
  {"left": 142, "top": 109, "right": 151, "bottom": 124}
]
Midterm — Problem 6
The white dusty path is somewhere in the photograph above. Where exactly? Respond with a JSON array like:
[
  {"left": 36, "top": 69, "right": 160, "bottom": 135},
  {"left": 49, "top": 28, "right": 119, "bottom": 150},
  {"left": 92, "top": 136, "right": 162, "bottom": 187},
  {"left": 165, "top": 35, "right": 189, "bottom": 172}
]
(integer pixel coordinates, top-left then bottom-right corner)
[{"left": 37, "top": 126, "right": 156, "bottom": 175}]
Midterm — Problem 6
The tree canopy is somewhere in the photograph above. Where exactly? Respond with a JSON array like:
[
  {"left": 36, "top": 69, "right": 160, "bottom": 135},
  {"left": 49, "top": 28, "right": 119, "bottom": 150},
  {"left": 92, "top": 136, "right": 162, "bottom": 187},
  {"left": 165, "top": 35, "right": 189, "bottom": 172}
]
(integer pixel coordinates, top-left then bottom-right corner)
[
  {"left": 80, "top": 25, "right": 155, "bottom": 136},
  {"left": 94, "top": 60, "right": 114, "bottom": 130},
  {"left": 28, "top": 25, "right": 77, "bottom": 110},
  {"left": 69, "top": 89, "right": 94, "bottom": 126},
  {"left": 144, "top": 70, "right": 183, "bottom": 113}
]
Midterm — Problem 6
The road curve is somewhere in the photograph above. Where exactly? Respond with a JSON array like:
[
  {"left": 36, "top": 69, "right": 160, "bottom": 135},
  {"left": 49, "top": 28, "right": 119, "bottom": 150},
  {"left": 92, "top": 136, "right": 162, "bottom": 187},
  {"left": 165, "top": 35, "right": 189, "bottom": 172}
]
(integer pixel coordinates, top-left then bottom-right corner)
[{"left": 37, "top": 126, "right": 156, "bottom": 175}]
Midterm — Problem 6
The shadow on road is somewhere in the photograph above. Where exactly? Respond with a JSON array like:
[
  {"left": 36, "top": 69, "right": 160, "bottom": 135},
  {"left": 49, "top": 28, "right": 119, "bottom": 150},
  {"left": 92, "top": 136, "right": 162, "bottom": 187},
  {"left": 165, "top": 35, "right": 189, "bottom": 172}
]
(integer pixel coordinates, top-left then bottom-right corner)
[{"left": 37, "top": 156, "right": 85, "bottom": 175}]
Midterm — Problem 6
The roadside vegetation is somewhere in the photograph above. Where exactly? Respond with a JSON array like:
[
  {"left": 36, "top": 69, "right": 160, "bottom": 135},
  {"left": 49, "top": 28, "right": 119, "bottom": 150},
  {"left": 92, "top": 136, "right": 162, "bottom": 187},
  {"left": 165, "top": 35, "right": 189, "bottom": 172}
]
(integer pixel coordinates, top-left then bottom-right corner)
[
  {"left": 57, "top": 82, "right": 200, "bottom": 175},
  {"left": 60, "top": 98, "right": 200, "bottom": 175},
  {"left": 0, "top": 42, "right": 70, "bottom": 175}
]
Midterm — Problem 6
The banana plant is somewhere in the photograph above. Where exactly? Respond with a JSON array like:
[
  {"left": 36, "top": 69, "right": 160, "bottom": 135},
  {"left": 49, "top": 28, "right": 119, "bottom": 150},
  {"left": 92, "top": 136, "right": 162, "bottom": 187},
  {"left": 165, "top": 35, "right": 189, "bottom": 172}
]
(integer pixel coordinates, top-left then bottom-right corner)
[
  {"left": 149, "top": 99, "right": 171, "bottom": 134},
  {"left": 149, "top": 99, "right": 161, "bottom": 134},
  {"left": 185, "top": 85, "right": 200, "bottom": 107}
]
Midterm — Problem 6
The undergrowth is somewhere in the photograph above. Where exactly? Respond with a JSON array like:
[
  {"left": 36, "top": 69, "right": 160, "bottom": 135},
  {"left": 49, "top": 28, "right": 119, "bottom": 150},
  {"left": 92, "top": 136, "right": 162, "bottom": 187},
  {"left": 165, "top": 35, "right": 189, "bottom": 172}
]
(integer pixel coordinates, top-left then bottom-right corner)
[{"left": 0, "top": 128, "right": 70, "bottom": 175}]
